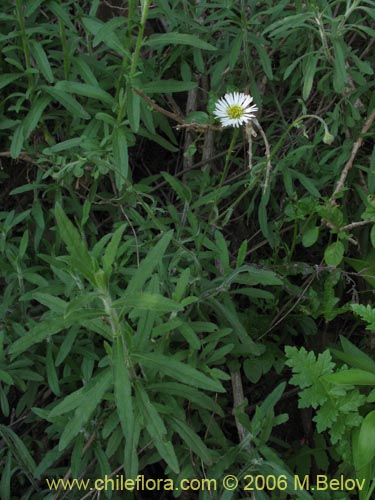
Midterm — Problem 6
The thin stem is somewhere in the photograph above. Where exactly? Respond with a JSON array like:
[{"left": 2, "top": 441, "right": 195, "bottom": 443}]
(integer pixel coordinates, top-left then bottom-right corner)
[
  {"left": 115, "top": 0, "right": 136, "bottom": 100},
  {"left": 15, "top": 0, "right": 32, "bottom": 87},
  {"left": 58, "top": 2, "right": 70, "bottom": 80},
  {"left": 116, "top": 0, "right": 152, "bottom": 124},
  {"left": 196, "top": 129, "right": 239, "bottom": 251},
  {"left": 216, "top": 128, "right": 239, "bottom": 199}
]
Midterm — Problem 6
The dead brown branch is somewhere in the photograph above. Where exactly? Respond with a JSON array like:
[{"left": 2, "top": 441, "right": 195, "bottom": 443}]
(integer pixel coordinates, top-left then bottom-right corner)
[{"left": 331, "top": 106, "right": 375, "bottom": 204}]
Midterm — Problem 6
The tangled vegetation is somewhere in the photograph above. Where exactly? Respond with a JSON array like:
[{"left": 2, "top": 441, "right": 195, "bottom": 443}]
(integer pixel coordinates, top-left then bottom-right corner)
[{"left": 1, "top": 0, "right": 375, "bottom": 499}]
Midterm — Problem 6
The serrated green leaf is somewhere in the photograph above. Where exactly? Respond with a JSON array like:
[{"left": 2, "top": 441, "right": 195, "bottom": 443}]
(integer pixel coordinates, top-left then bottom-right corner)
[{"left": 351, "top": 304, "right": 375, "bottom": 330}]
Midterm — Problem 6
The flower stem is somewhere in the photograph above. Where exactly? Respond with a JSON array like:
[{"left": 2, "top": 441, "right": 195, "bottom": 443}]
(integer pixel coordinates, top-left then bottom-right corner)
[
  {"left": 215, "top": 128, "right": 239, "bottom": 200},
  {"left": 197, "top": 129, "right": 239, "bottom": 251}
]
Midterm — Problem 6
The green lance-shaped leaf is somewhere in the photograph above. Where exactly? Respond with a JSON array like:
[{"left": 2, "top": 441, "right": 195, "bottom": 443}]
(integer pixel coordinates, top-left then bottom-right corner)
[
  {"left": 42, "top": 86, "right": 90, "bottom": 119},
  {"left": 113, "top": 293, "right": 183, "bottom": 313},
  {"left": 132, "top": 352, "right": 225, "bottom": 392},
  {"left": 0, "top": 73, "right": 23, "bottom": 91},
  {"left": 9, "top": 318, "right": 72, "bottom": 357},
  {"left": 46, "top": 342, "right": 60, "bottom": 396},
  {"left": 102, "top": 224, "right": 127, "bottom": 276},
  {"left": 23, "top": 95, "right": 51, "bottom": 139},
  {"left": 0, "top": 425, "right": 37, "bottom": 485},
  {"left": 54, "top": 202, "right": 96, "bottom": 283},
  {"left": 332, "top": 37, "right": 347, "bottom": 93},
  {"left": 43, "top": 137, "right": 83, "bottom": 154},
  {"left": 135, "top": 382, "right": 179, "bottom": 473},
  {"left": 147, "top": 382, "right": 224, "bottom": 415},
  {"left": 139, "top": 80, "right": 197, "bottom": 94},
  {"left": 58, "top": 369, "right": 112, "bottom": 450},
  {"left": 112, "top": 336, "right": 138, "bottom": 478},
  {"left": 113, "top": 336, "right": 134, "bottom": 440},
  {"left": 55, "top": 81, "right": 114, "bottom": 105},
  {"left": 112, "top": 126, "right": 129, "bottom": 189},
  {"left": 302, "top": 52, "right": 319, "bottom": 101},
  {"left": 168, "top": 417, "right": 213, "bottom": 465},
  {"left": 356, "top": 410, "right": 375, "bottom": 469},
  {"left": 208, "top": 297, "right": 264, "bottom": 355},
  {"left": 10, "top": 124, "right": 24, "bottom": 159},
  {"left": 144, "top": 33, "right": 217, "bottom": 51},
  {"left": 329, "top": 335, "right": 375, "bottom": 375},
  {"left": 323, "top": 369, "right": 375, "bottom": 386},
  {"left": 161, "top": 172, "right": 192, "bottom": 203},
  {"left": 126, "top": 230, "right": 173, "bottom": 294},
  {"left": 30, "top": 40, "right": 54, "bottom": 83}
]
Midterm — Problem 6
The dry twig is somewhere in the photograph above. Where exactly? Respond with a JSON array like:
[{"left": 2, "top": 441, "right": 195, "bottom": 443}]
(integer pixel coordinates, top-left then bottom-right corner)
[{"left": 331, "top": 106, "right": 375, "bottom": 204}]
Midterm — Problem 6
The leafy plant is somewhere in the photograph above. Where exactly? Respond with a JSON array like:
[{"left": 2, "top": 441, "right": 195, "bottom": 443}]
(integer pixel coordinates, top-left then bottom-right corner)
[{"left": 2, "top": 0, "right": 375, "bottom": 498}]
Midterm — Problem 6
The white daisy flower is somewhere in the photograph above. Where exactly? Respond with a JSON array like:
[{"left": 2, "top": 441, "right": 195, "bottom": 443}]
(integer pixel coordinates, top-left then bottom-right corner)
[{"left": 213, "top": 92, "right": 258, "bottom": 128}]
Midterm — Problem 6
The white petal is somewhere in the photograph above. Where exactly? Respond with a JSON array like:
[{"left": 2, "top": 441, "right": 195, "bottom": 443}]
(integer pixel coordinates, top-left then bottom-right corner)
[{"left": 223, "top": 94, "right": 233, "bottom": 106}]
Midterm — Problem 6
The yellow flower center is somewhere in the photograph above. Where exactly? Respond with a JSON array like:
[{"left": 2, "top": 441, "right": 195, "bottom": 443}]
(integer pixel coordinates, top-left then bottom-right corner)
[{"left": 226, "top": 104, "right": 244, "bottom": 119}]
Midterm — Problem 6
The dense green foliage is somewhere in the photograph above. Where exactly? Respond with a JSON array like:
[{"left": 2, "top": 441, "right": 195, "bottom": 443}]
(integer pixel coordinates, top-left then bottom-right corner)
[{"left": 1, "top": 0, "right": 375, "bottom": 498}]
